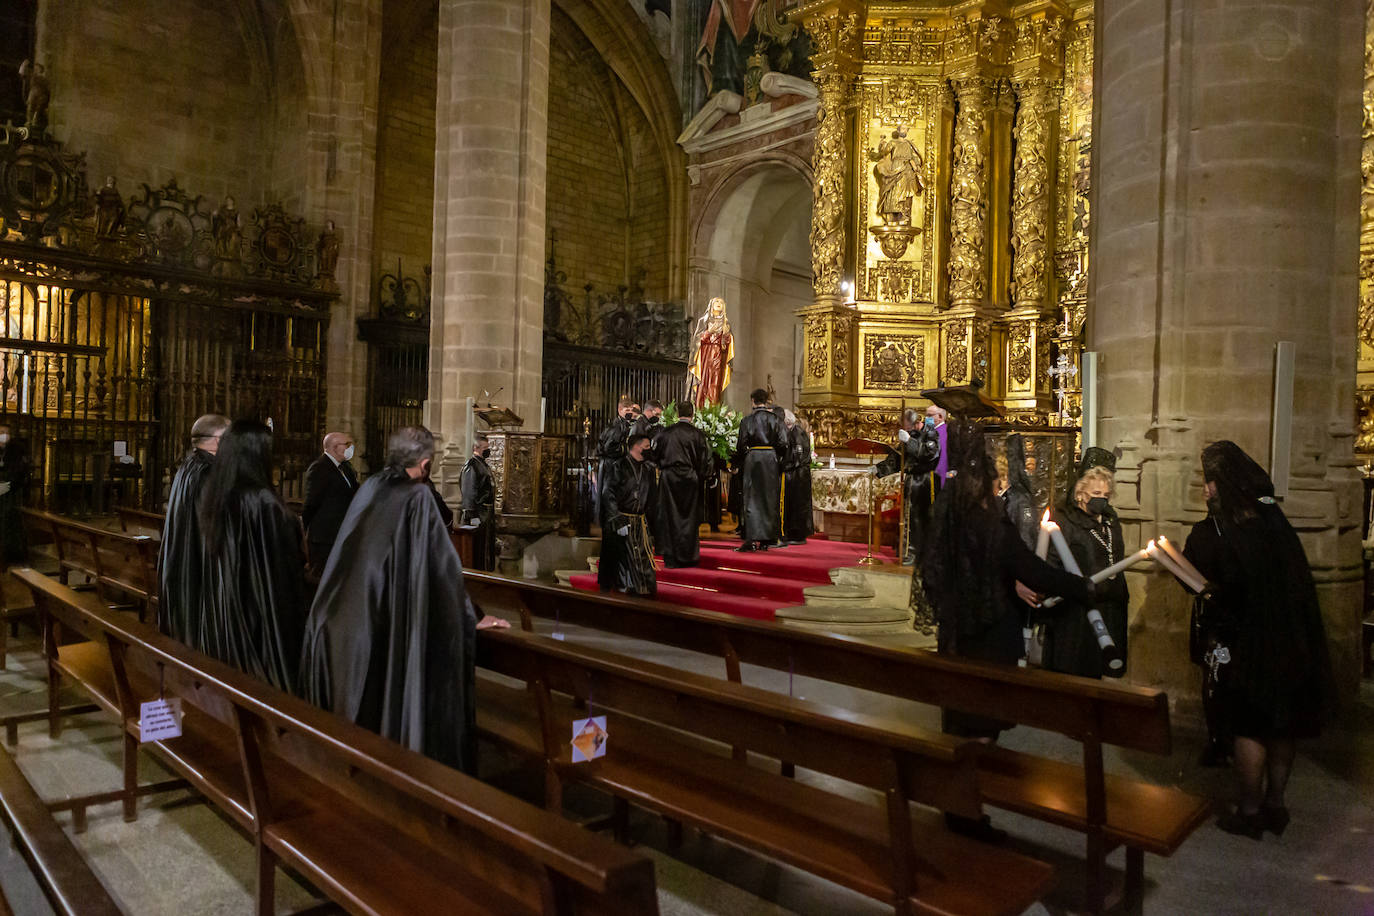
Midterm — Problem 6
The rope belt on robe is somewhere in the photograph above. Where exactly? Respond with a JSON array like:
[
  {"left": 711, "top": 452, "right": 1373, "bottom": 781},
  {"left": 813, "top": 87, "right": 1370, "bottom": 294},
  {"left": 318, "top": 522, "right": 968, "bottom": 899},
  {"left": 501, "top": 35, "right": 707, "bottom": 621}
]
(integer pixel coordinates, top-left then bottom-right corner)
[{"left": 619, "top": 512, "right": 655, "bottom": 565}]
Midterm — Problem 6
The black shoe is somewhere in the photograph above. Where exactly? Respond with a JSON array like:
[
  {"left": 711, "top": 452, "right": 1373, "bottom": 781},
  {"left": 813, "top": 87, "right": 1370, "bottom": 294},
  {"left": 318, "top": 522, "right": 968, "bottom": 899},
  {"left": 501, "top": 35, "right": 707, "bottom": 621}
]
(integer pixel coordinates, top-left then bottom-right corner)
[
  {"left": 1262, "top": 804, "right": 1290, "bottom": 836},
  {"left": 1217, "top": 808, "right": 1264, "bottom": 840},
  {"left": 734, "top": 543, "right": 756, "bottom": 553},
  {"left": 944, "top": 813, "right": 1007, "bottom": 844}
]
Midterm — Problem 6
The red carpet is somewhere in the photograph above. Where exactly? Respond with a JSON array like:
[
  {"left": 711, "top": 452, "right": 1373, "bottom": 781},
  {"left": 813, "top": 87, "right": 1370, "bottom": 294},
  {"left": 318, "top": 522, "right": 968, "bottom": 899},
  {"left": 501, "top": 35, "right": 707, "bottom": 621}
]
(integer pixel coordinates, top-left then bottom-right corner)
[{"left": 571, "top": 539, "right": 899, "bottom": 620}]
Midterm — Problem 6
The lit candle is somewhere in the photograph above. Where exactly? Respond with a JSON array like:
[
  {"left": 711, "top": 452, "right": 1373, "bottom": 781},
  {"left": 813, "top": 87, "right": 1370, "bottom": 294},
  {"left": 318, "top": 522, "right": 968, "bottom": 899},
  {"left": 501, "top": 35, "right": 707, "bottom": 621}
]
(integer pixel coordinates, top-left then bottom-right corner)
[
  {"left": 1035, "top": 509, "right": 1051, "bottom": 559},
  {"left": 1146, "top": 541, "right": 1201, "bottom": 593},
  {"left": 1042, "top": 543, "right": 1152, "bottom": 607},
  {"left": 1155, "top": 536, "right": 1208, "bottom": 592}
]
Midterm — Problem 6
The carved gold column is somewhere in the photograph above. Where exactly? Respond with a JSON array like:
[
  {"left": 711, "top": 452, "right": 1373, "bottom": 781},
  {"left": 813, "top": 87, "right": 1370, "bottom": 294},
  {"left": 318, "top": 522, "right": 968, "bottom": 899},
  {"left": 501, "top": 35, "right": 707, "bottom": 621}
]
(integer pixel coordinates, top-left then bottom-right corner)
[
  {"left": 1358, "top": 0, "right": 1374, "bottom": 455},
  {"left": 1053, "top": 7, "right": 1094, "bottom": 427},
  {"left": 947, "top": 76, "right": 994, "bottom": 313}
]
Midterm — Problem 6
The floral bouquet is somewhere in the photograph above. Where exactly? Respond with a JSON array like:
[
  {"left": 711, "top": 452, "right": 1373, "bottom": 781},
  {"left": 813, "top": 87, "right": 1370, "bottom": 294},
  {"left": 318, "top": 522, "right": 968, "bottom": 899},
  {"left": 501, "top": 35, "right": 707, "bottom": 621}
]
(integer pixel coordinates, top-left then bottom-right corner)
[{"left": 662, "top": 399, "right": 740, "bottom": 461}]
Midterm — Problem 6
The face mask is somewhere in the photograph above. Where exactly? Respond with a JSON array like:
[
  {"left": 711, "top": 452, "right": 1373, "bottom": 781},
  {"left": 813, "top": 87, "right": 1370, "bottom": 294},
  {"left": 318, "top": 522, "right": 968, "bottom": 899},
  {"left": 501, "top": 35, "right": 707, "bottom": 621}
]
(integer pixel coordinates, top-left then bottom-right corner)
[
  {"left": 343, "top": 444, "right": 354, "bottom": 461},
  {"left": 480, "top": 448, "right": 491, "bottom": 460},
  {"left": 924, "top": 417, "right": 935, "bottom": 429},
  {"left": 1086, "top": 496, "right": 1110, "bottom": 516},
  {"left": 0, "top": 435, "right": 9, "bottom": 446}
]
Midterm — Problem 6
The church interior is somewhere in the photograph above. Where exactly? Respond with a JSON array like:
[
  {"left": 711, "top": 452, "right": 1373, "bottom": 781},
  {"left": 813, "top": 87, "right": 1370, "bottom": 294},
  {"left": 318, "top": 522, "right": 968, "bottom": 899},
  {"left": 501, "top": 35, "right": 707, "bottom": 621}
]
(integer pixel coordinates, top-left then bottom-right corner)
[{"left": 0, "top": 0, "right": 1371, "bottom": 913}]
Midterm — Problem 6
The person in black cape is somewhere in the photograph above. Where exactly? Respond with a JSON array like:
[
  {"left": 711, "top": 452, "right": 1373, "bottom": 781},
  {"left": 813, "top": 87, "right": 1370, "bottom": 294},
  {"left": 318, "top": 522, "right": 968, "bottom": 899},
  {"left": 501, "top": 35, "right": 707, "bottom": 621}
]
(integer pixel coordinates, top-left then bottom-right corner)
[
  {"left": 731, "top": 388, "right": 788, "bottom": 551},
  {"left": 655, "top": 400, "right": 712, "bottom": 567},
  {"left": 596, "top": 397, "right": 637, "bottom": 494},
  {"left": 198, "top": 419, "right": 307, "bottom": 694},
  {"left": 302, "top": 431, "right": 358, "bottom": 577},
  {"left": 301, "top": 426, "right": 508, "bottom": 774},
  {"left": 460, "top": 434, "right": 496, "bottom": 571},
  {"left": 999, "top": 433, "right": 1037, "bottom": 549},
  {"left": 629, "top": 400, "right": 664, "bottom": 459},
  {"left": 159, "top": 413, "right": 228, "bottom": 646},
  {"left": 781, "top": 411, "right": 814, "bottom": 546},
  {"left": 1184, "top": 440, "right": 1332, "bottom": 839},
  {"left": 0, "top": 421, "right": 31, "bottom": 566},
  {"left": 1037, "top": 451, "right": 1128, "bottom": 679},
  {"left": 874, "top": 408, "right": 941, "bottom": 563},
  {"left": 598, "top": 432, "right": 658, "bottom": 595}
]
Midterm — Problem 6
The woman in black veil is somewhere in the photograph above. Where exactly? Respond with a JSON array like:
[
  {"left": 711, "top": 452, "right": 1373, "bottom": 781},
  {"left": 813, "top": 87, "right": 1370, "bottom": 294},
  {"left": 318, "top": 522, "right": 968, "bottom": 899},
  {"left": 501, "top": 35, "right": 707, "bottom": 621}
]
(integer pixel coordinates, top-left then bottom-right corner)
[
  {"left": 1183, "top": 440, "right": 1331, "bottom": 839},
  {"left": 921, "top": 420, "right": 1093, "bottom": 837}
]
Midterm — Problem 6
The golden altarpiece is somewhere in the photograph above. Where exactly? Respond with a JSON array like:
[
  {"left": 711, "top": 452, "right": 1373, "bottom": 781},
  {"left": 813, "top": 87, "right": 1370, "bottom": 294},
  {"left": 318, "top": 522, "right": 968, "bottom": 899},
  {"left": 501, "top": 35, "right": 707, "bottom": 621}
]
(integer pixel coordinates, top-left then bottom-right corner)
[{"left": 794, "top": 0, "right": 1093, "bottom": 466}]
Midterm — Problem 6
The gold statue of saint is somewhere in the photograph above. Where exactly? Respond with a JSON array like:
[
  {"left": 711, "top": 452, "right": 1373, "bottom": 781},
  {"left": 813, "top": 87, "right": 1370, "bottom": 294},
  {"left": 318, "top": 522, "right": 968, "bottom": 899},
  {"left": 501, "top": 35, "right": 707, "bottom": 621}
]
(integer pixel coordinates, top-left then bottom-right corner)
[
  {"left": 688, "top": 297, "right": 734, "bottom": 408},
  {"left": 869, "top": 127, "right": 924, "bottom": 225}
]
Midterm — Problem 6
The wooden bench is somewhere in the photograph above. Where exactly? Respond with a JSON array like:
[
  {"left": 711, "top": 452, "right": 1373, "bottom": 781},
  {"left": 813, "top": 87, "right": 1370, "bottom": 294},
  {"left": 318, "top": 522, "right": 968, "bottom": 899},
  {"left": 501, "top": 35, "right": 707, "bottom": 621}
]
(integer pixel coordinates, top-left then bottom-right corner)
[
  {"left": 476, "top": 625, "right": 1056, "bottom": 916},
  {"left": 468, "top": 572, "right": 1211, "bottom": 913},
  {"left": 0, "top": 739, "right": 122, "bottom": 915},
  {"left": 115, "top": 507, "right": 164, "bottom": 539},
  {"left": 21, "top": 510, "right": 157, "bottom": 622},
  {"left": 14, "top": 567, "right": 660, "bottom": 916}
]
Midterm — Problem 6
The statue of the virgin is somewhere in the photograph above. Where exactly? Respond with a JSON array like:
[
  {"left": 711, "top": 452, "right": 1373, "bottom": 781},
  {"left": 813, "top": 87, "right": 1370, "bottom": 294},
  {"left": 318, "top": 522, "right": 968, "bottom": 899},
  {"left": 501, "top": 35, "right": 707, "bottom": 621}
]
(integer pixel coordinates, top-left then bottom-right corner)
[{"left": 688, "top": 297, "right": 734, "bottom": 408}]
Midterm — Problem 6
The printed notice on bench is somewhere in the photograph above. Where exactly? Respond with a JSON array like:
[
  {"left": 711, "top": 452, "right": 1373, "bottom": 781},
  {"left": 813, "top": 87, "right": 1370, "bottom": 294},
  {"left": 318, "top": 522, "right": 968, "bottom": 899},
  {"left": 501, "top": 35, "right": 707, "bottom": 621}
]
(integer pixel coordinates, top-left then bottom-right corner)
[
  {"left": 139, "top": 698, "right": 183, "bottom": 742},
  {"left": 571, "top": 716, "right": 607, "bottom": 763}
]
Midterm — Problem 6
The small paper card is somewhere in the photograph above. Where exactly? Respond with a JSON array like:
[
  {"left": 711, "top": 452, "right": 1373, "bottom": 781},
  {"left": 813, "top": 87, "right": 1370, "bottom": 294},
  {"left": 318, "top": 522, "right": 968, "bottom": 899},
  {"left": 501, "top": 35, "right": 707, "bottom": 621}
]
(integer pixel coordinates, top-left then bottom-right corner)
[
  {"left": 139, "top": 697, "right": 182, "bottom": 742},
  {"left": 550, "top": 631, "right": 566, "bottom": 642},
  {"left": 570, "top": 716, "right": 607, "bottom": 763}
]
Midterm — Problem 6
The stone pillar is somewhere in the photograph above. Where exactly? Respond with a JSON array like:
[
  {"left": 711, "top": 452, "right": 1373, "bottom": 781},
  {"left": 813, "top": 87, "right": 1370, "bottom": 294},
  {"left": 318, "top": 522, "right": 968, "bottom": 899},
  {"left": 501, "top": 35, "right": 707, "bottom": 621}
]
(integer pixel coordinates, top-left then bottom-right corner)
[
  {"left": 1092, "top": 0, "right": 1365, "bottom": 701},
  {"left": 430, "top": 0, "right": 551, "bottom": 478},
  {"left": 947, "top": 77, "right": 994, "bottom": 311}
]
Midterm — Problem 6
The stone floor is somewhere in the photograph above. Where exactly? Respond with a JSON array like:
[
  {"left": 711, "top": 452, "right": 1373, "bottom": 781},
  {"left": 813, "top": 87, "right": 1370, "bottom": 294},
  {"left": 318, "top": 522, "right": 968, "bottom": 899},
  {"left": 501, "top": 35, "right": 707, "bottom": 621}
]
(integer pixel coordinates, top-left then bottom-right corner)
[{"left": 0, "top": 610, "right": 1370, "bottom": 915}]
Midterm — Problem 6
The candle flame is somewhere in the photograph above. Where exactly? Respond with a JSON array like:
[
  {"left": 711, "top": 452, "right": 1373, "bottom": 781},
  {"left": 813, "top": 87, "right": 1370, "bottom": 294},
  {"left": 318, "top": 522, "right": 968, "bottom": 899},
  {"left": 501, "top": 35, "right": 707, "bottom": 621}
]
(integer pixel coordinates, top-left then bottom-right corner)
[{"left": 1040, "top": 509, "right": 1051, "bottom": 524}]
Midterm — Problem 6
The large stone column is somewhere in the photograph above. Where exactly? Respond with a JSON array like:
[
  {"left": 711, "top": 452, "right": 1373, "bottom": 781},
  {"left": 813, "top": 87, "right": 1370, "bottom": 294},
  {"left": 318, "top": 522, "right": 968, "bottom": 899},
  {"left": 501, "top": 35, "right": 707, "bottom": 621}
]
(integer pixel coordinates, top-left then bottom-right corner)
[
  {"left": 1092, "top": 0, "right": 1365, "bottom": 701},
  {"left": 430, "top": 0, "right": 551, "bottom": 473}
]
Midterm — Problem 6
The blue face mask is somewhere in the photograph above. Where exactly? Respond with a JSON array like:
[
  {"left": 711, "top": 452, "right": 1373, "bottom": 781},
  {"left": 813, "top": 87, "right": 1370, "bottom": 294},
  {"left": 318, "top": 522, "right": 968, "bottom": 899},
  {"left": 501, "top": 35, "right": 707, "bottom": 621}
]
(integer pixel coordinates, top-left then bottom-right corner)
[{"left": 923, "top": 417, "right": 935, "bottom": 429}]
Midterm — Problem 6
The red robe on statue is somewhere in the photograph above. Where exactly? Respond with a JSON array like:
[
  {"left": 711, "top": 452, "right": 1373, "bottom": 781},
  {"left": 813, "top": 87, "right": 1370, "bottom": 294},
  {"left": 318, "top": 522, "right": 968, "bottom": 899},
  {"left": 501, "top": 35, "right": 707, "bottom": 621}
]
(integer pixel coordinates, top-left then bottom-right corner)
[{"left": 691, "top": 329, "right": 733, "bottom": 408}]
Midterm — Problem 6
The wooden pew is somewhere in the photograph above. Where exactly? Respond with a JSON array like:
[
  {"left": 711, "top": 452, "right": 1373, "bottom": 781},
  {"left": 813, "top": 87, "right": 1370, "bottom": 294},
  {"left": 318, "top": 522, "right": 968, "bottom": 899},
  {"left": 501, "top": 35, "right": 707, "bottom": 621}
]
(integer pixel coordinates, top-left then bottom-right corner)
[
  {"left": 21, "top": 511, "right": 157, "bottom": 622},
  {"left": 0, "top": 740, "right": 122, "bottom": 915},
  {"left": 115, "top": 507, "right": 164, "bottom": 539},
  {"left": 476, "top": 625, "right": 1056, "bottom": 916},
  {"left": 467, "top": 572, "right": 1210, "bottom": 913},
  {"left": 13, "top": 568, "right": 660, "bottom": 916}
]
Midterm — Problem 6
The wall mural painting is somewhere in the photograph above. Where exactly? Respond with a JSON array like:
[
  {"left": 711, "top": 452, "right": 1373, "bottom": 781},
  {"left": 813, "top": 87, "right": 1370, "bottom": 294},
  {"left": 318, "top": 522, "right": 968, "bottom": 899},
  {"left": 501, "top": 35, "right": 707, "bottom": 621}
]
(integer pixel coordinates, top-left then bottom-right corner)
[{"left": 697, "top": 0, "right": 812, "bottom": 104}]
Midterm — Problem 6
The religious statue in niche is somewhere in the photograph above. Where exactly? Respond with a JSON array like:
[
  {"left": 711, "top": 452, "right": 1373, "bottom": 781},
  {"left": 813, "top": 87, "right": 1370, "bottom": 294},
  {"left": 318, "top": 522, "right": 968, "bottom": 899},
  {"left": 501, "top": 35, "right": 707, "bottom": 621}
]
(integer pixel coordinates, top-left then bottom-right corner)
[
  {"left": 212, "top": 196, "right": 243, "bottom": 277},
  {"left": 688, "top": 297, "right": 734, "bottom": 408},
  {"left": 94, "top": 176, "right": 125, "bottom": 238},
  {"left": 316, "top": 219, "right": 340, "bottom": 289},
  {"left": 868, "top": 125, "right": 924, "bottom": 260},
  {"left": 18, "top": 61, "right": 50, "bottom": 134}
]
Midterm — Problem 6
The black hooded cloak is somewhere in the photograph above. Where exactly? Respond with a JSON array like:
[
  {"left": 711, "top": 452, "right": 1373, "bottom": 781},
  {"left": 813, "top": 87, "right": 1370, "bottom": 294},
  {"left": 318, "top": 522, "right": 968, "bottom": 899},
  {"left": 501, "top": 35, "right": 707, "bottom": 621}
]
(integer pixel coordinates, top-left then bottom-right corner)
[
  {"left": 300, "top": 469, "right": 478, "bottom": 772},
  {"left": 1183, "top": 441, "right": 1331, "bottom": 739},
  {"left": 655, "top": 420, "right": 711, "bottom": 567},
  {"left": 200, "top": 487, "right": 307, "bottom": 694},
  {"left": 159, "top": 448, "right": 214, "bottom": 645},
  {"left": 1001, "top": 434, "right": 1037, "bottom": 550},
  {"left": 782, "top": 425, "right": 814, "bottom": 544},
  {"left": 875, "top": 422, "right": 941, "bottom": 562}
]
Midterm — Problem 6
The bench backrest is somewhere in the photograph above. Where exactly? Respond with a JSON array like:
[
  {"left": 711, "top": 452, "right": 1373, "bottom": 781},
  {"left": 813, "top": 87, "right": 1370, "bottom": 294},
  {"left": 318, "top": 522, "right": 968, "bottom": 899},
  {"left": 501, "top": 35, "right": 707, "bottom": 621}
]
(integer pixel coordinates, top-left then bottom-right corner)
[
  {"left": 466, "top": 572, "right": 1172, "bottom": 755},
  {"left": 478, "top": 626, "right": 984, "bottom": 819},
  {"left": 116, "top": 507, "right": 164, "bottom": 539},
  {"left": 17, "top": 568, "right": 659, "bottom": 916}
]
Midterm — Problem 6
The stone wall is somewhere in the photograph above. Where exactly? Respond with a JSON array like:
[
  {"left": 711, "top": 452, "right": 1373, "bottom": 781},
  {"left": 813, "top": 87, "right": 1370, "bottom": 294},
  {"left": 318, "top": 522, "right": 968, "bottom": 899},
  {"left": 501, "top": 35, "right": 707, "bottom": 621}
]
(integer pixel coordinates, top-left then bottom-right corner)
[
  {"left": 547, "top": 7, "right": 669, "bottom": 300},
  {"left": 373, "top": 4, "right": 438, "bottom": 283}
]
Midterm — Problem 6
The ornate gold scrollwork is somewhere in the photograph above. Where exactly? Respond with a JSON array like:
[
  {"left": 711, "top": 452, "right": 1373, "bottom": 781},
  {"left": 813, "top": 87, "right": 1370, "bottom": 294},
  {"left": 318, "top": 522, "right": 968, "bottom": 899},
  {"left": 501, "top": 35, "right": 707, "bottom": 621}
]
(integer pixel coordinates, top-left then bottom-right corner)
[
  {"left": 1009, "top": 322, "right": 1033, "bottom": 386},
  {"left": 832, "top": 315, "right": 852, "bottom": 382},
  {"left": 805, "top": 315, "right": 829, "bottom": 378},
  {"left": 811, "top": 73, "right": 849, "bottom": 299},
  {"left": 1011, "top": 78, "right": 1054, "bottom": 310},
  {"left": 948, "top": 78, "right": 992, "bottom": 309},
  {"left": 944, "top": 317, "right": 968, "bottom": 383}
]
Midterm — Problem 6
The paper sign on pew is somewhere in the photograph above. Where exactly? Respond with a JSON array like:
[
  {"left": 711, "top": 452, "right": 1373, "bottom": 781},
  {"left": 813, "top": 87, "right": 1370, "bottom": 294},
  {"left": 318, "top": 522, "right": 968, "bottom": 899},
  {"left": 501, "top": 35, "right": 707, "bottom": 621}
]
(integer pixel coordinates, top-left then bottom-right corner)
[
  {"left": 571, "top": 716, "right": 607, "bottom": 763},
  {"left": 139, "top": 697, "right": 183, "bottom": 742}
]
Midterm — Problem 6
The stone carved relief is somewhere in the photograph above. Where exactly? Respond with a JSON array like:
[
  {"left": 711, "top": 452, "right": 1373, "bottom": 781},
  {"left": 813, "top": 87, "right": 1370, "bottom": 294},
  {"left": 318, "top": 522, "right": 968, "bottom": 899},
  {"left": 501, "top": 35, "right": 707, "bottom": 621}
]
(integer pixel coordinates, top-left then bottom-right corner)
[
  {"left": 1011, "top": 79, "right": 1054, "bottom": 309},
  {"left": 948, "top": 78, "right": 993, "bottom": 308},
  {"left": 798, "top": 405, "right": 903, "bottom": 449},
  {"left": 863, "top": 333, "right": 924, "bottom": 390},
  {"left": 944, "top": 318, "right": 968, "bottom": 383},
  {"left": 867, "top": 261, "right": 921, "bottom": 304}
]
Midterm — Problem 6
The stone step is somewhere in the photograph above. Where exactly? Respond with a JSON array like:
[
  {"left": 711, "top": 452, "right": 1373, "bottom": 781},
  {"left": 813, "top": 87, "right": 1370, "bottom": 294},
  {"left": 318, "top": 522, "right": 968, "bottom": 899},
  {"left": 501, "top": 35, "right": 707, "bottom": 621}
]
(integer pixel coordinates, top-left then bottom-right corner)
[
  {"left": 774, "top": 602, "right": 914, "bottom": 636},
  {"left": 801, "top": 584, "right": 875, "bottom": 605}
]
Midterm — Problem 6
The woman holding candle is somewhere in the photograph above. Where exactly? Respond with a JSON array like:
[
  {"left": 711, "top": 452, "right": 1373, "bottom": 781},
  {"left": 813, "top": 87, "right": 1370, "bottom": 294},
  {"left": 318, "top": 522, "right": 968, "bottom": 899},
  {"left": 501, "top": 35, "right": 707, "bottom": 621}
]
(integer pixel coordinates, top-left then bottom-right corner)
[
  {"left": 1183, "top": 441, "right": 1331, "bottom": 840},
  {"left": 1035, "top": 450, "right": 1130, "bottom": 679}
]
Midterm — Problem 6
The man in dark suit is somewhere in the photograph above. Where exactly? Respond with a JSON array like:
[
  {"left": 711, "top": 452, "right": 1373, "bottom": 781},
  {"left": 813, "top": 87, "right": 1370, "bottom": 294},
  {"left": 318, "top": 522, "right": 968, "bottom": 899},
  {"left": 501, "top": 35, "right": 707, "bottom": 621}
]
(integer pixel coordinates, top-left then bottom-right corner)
[
  {"left": 303, "top": 431, "right": 358, "bottom": 575},
  {"left": 460, "top": 434, "right": 495, "bottom": 570}
]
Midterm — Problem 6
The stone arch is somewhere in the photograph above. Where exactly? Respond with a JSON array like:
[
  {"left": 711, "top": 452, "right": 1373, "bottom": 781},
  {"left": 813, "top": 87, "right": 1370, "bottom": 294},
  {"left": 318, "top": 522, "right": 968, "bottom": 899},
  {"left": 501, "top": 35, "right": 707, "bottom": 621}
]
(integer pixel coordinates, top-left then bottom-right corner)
[
  {"left": 691, "top": 158, "right": 813, "bottom": 410},
  {"left": 552, "top": 0, "right": 689, "bottom": 298}
]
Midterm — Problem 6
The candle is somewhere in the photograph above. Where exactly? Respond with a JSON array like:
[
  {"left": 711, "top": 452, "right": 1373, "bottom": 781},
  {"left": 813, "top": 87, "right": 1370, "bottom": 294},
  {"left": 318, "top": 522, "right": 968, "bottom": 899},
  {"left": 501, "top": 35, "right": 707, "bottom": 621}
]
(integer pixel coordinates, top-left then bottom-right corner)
[
  {"left": 1155, "top": 536, "right": 1208, "bottom": 592},
  {"left": 1035, "top": 509, "right": 1051, "bottom": 559},
  {"left": 1047, "top": 522, "right": 1083, "bottom": 575},
  {"left": 1045, "top": 522, "right": 1125, "bottom": 671},
  {"left": 1042, "top": 544, "right": 1152, "bottom": 608},
  {"left": 1146, "top": 541, "right": 1201, "bottom": 592}
]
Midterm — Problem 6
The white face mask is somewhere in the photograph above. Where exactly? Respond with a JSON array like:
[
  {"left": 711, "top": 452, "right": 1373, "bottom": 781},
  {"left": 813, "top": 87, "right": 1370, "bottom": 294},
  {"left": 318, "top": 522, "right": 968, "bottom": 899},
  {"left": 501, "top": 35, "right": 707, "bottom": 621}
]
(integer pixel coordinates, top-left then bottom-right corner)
[
  {"left": 0, "top": 435, "right": 9, "bottom": 446},
  {"left": 343, "top": 444, "right": 355, "bottom": 461}
]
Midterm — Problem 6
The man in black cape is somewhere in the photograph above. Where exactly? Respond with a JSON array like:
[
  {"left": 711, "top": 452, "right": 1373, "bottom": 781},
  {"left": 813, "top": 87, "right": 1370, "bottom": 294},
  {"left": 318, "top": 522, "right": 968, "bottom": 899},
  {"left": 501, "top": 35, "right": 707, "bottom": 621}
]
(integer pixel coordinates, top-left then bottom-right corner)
[
  {"left": 781, "top": 411, "right": 814, "bottom": 546},
  {"left": 596, "top": 397, "right": 637, "bottom": 495},
  {"left": 158, "top": 413, "right": 228, "bottom": 646},
  {"left": 300, "top": 426, "right": 507, "bottom": 773},
  {"left": 874, "top": 408, "right": 941, "bottom": 564},
  {"left": 731, "top": 388, "right": 788, "bottom": 551},
  {"left": 460, "top": 434, "right": 496, "bottom": 571},
  {"left": 598, "top": 432, "right": 658, "bottom": 595},
  {"left": 629, "top": 399, "right": 664, "bottom": 458},
  {"left": 655, "top": 400, "right": 711, "bottom": 567}
]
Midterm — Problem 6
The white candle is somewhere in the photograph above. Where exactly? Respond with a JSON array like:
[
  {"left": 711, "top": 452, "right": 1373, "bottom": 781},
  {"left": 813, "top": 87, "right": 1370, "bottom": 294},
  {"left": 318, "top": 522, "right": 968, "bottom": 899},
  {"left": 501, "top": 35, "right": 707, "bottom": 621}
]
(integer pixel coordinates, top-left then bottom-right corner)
[
  {"left": 1147, "top": 541, "right": 1202, "bottom": 593},
  {"left": 1047, "top": 522, "right": 1083, "bottom": 576},
  {"left": 1156, "top": 536, "right": 1208, "bottom": 592},
  {"left": 1035, "top": 509, "right": 1051, "bottom": 559},
  {"left": 1042, "top": 544, "right": 1152, "bottom": 607}
]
